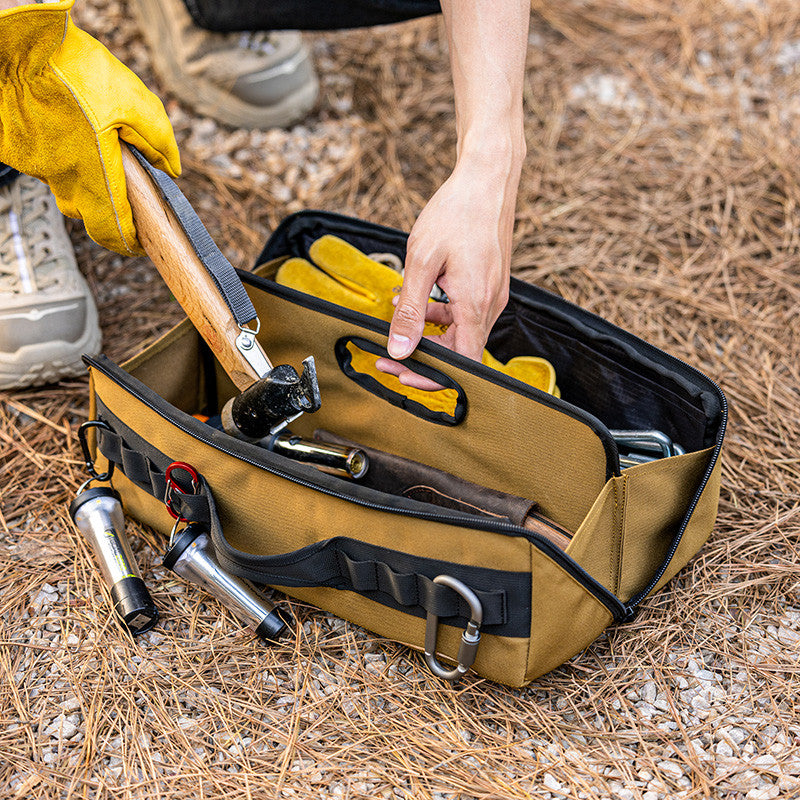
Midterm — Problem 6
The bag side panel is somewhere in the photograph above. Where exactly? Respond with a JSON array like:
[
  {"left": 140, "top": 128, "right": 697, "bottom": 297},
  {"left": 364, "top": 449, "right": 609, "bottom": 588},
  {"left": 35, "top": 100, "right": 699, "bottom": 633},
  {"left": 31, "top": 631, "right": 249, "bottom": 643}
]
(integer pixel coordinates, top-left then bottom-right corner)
[
  {"left": 525, "top": 547, "right": 615, "bottom": 683},
  {"left": 565, "top": 480, "right": 623, "bottom": 595},
  {"left": 645, "top": 453, "right": 721, "bottom": 597},
  {"left": 121, "top": 320, "right": 206, "bottom": 415},
  {"left": 565, "top": 447, "right": 715, "bottom": 601},
  {"left": 619, "top": 448, "right": 716, "bottom": 600}
]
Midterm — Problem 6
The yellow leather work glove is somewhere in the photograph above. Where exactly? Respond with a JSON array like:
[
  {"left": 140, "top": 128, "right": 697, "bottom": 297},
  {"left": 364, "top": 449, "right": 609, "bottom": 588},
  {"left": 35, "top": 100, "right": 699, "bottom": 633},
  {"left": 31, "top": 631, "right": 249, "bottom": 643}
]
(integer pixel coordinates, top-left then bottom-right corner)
[
  {"left": 277, "top": 235, "right": 560, "bottom": 396},
  {"left": 0, "top": 0, "right": 181, "bottom": 256},
  {"left": 277, "top": 234, "right": 439, "bottom": 329}
]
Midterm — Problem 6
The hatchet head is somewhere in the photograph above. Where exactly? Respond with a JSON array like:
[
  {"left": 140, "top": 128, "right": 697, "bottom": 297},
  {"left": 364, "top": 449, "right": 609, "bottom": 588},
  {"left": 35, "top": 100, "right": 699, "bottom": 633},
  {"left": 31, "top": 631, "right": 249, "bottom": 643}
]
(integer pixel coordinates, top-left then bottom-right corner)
[{"left": 221, "top": 356, "right": 322, "bottom": 441}]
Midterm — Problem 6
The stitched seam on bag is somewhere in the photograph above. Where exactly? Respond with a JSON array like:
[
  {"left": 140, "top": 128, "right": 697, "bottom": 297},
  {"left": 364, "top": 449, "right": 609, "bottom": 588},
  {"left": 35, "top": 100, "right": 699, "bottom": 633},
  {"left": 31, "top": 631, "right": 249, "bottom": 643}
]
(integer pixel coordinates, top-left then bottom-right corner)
[
  {"left": 524, "top": 543, "right": 615, "bottom": 683},
  {"left": 613, "top": 475, "right": 628, "bottom": 597},
  {"left": 611, "top": 480, "right": 621, "bottom": 596}
]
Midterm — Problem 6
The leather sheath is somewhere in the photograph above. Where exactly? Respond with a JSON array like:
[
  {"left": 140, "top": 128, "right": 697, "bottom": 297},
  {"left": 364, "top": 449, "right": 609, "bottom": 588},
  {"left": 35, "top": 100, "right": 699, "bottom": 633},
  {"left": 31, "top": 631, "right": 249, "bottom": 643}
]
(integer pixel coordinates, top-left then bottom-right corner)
[{"left": 314, "top": 430, "right": 572, "bottom": 550}]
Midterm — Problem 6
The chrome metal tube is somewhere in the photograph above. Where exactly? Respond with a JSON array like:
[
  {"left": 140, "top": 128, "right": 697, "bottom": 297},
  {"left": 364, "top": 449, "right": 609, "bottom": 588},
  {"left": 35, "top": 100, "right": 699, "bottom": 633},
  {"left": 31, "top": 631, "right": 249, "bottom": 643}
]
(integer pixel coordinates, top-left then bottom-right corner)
[
  {"left": 69, "top": 486, "right": 158, "bottom": 635},
  {"left": 164, "top": 525, "right": 287, "bottom": 641}
]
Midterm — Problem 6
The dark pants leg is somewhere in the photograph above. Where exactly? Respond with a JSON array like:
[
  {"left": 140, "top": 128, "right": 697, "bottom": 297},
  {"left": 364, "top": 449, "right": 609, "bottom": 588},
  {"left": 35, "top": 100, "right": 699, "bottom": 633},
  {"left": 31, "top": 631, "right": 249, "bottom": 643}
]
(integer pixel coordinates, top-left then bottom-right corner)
[
  {"left": 0, "top": 164, "right": 19, "bottom": 189},
  {"left": 183, "top": 0, "right": 441, "bottom": 32}
]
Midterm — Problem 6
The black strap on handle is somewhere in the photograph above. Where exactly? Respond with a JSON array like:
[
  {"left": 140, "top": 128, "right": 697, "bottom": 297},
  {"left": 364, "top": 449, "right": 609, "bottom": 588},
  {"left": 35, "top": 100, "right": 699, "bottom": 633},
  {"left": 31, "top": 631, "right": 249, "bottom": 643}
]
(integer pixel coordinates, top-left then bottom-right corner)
[
  {"left": 128, "top": 145, "right": 258, "bottom": 328},
  {"left": 94, "top": 414, "right": 531, "bottom": 637}
]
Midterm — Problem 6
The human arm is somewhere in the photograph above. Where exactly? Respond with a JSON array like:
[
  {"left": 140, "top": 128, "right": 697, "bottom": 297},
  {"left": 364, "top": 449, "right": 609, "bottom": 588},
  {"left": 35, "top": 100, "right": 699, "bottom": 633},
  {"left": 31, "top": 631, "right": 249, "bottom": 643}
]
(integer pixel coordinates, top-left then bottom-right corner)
[{"left": 383, "top": 0, "right": 529, "bottom": 386}]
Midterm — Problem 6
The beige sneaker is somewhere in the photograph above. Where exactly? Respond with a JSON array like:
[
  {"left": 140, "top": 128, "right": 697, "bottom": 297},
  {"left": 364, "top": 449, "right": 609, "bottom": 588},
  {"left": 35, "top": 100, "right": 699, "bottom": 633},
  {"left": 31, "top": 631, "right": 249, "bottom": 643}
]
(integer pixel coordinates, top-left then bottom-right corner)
[
  {"left": 0, "top": 175, "right": 101, "bottom": 390},
  {"left": 132, "top": 0, "right": 319, "bottom": 129}
]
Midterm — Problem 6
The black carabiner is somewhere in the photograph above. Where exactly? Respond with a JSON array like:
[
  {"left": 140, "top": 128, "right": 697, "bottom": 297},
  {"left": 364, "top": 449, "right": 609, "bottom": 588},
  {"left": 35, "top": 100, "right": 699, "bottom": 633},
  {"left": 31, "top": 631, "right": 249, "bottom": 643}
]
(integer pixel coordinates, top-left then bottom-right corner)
[{"left": 77, "top": 420, "right": 115, "bottom": 483}]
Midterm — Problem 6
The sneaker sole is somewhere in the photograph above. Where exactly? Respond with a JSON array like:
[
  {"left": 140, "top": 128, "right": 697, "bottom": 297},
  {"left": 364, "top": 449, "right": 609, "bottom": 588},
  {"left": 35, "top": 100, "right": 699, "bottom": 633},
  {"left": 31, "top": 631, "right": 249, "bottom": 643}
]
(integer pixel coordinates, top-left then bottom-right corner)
[
  {"left": 134, "top": 2, "right": 319, "bottom": 129},
  {"left": 0, "top": 310, "right": 101, "bottom": 390}
]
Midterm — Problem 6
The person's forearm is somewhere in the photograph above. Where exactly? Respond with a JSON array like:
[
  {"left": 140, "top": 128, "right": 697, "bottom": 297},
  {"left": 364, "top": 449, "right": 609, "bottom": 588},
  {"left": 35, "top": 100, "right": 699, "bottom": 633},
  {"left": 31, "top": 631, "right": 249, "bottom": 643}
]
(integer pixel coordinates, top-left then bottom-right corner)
[
  {"left": 440, "top": 0, "right": 529, "bottom": 174},
  {"left": 0, "top": 1, "right": 32, "bottom": 10}
]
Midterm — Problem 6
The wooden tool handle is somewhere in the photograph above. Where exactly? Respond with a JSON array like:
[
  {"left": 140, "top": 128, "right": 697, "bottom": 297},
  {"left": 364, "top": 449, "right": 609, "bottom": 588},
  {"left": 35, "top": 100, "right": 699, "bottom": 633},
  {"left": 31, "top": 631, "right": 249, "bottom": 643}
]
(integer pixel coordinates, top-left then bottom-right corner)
[{"left": 121, "top": 144, "right": 271, "bottom": 391}]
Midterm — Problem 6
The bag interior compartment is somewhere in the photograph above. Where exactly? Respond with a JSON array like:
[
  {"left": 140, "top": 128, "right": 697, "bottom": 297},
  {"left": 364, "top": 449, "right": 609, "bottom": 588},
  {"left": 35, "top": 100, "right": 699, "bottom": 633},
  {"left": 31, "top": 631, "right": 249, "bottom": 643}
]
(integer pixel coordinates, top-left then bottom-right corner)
[
  {"left": 254, "top": 211, "right": 723, "bottom": 459},
  {"left": 489, "top": 292, "right": 722, "bottom": 455},
  {"left": 122, "top": 304, "right": 611, "bottom": 535}
]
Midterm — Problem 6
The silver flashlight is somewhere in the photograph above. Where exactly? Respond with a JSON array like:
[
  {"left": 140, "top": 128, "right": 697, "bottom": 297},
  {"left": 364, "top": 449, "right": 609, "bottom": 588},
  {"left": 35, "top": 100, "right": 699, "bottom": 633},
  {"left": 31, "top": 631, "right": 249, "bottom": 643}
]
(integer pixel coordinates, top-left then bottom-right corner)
[
  {"left": 69, "top": 486, "right": 159, "bottom": 635},
  {"left": 163, "top": 523, "right": 287, "bottom": 642}
]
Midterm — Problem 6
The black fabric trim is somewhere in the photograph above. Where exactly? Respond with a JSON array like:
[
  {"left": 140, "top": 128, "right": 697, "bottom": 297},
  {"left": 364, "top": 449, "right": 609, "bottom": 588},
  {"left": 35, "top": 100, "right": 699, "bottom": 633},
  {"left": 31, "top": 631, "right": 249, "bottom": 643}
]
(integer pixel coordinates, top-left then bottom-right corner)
[
  {"left": 258, "top": 210, "right": 409, "bottom": 266},
  {"left": 335, "top": 336, "right": 467, "bottom": 426},
  {"left": 93, "top": 400, "right": 532, "bottom": 637}
]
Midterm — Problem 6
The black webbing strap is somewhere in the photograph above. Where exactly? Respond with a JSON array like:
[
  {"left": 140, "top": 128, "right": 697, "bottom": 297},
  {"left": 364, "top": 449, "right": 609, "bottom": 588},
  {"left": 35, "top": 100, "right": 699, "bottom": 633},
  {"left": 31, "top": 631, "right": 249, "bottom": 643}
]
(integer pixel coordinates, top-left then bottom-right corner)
[
  {"left": 128, "top": 145, "right": 258, "bottom": 327},
  {"left": 94, "top": 417, "right": 530, "bottom": 636}
]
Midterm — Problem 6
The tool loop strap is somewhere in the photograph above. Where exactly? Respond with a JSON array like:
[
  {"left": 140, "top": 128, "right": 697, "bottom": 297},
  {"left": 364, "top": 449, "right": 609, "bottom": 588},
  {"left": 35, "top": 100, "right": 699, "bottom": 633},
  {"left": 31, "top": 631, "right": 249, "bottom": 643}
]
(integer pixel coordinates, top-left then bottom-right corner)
[
  {"left": 93, "top": 410, "right": 529, "bottom": 636},
  {"left": 337, "top": 553, "right": 507, "bottom": 623},
  {"left": 129, "top": 145, "right": 258, "bottom": 327}
]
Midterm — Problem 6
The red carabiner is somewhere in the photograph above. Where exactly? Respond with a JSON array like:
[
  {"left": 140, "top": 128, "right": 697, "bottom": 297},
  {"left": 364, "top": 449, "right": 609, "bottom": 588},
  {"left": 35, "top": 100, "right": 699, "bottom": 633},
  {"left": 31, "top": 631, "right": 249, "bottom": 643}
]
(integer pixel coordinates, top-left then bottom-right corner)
[{"left": 164, "top": 461, "right": 201, "bottom": 520}]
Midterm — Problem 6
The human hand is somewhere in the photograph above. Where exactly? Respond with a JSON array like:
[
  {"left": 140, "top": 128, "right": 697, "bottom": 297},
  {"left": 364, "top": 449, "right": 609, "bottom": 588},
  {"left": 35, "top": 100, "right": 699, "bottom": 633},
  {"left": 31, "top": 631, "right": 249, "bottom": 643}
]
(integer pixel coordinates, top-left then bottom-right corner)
[
  {"left": 381, "top": 152, "right": 521, "bottom": 390},
  {"left": 0, "top": 0, "right": 180, "bottom": 255}
]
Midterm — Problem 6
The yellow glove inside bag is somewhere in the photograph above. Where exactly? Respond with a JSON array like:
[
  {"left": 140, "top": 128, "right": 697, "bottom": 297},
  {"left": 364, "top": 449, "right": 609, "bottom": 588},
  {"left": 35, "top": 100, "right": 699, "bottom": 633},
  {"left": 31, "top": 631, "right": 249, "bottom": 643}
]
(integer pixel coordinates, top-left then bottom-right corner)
[
  {"left": 0, "top": 0, "right": 181, "bottom": 255},
  {"left": 276, "top": 235, "right": 560, "bottom": 397}
]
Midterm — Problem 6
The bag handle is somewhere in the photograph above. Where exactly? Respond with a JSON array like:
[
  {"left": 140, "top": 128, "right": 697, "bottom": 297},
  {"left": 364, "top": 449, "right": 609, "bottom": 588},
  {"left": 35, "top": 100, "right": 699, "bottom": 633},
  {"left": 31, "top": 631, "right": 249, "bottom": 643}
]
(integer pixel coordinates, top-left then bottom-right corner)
[{"left": 122, "top": 144, "right": 271, "bottom": 390}]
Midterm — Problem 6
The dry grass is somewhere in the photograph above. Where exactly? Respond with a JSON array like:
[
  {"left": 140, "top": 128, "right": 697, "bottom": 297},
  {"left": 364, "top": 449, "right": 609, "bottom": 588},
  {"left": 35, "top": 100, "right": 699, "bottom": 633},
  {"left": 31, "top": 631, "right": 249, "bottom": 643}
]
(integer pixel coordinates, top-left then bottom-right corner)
[{"left": 2, "top": 0, "right": 799, "bottom": 798}]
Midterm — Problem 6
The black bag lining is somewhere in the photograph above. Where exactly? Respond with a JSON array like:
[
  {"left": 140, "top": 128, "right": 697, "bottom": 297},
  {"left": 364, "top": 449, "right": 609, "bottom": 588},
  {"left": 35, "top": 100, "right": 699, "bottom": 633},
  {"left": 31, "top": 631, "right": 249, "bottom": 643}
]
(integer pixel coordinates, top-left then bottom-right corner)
[{"left": 489, "top": 301, "right": 712, "bottom": 451}]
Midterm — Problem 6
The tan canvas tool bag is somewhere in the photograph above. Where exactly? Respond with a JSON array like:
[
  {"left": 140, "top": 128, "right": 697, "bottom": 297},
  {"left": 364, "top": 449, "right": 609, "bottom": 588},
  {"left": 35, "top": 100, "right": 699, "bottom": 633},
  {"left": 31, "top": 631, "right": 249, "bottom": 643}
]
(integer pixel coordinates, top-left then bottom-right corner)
[{"left": 84, "top": 155, "right": 727, "bottom": 687}]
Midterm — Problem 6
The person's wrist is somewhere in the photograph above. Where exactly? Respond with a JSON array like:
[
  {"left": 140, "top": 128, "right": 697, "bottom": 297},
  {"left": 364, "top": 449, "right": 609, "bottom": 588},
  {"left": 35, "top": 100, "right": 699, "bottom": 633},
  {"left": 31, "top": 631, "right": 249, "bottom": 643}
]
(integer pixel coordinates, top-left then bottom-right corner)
[{"left": 456, "top": 121, "right": 526, "bottom": 177}]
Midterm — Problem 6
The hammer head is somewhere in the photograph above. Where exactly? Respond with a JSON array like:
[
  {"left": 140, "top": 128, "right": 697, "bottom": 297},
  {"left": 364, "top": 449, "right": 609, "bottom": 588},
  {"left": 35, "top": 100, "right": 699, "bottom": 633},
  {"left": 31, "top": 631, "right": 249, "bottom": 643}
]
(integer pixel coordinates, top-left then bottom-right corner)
[{"left": 221, "top": 356, "right": 321, "bottom": 441}]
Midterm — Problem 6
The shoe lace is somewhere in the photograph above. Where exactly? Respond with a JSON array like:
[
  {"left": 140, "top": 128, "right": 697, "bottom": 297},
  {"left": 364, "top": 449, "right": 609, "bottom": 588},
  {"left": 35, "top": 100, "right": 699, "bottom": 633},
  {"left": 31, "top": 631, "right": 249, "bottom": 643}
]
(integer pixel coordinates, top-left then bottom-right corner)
[{"left": 0, "top": 177, "right": 61, "bottom": 293}]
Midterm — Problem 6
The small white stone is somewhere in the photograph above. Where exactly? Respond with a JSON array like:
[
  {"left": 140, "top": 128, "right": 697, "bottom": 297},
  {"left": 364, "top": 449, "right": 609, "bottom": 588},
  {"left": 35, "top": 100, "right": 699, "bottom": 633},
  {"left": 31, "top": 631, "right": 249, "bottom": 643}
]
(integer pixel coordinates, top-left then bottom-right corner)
[
  {"left": 48, "top": 715, "right": 79, "bottom": 740},
  {"left": 658, "top": 761, "right": 684, "bottom": 779},
  {"left": 778, "top": 775, "right": 800, "bottom": 792},
  {"left": 746, "top": 785, "right": 780, "bottom": 800},
  {"left": 636, "top": 701, "right": 658, "bottom": 717},
  {"left": 751, "top": 754, "right": 778, "bottom": 772},
  {"left": 59, "top": 696, "right": 81, "bottom": 713},
  {"left": 654, "top": 693, "right": 671, "bottom": 712},
  {"left": 543, "top": 773, "right": 561, "bottom": 792},
  {"left": 716, "top": 741, "right": 734, "bottom": 758}
]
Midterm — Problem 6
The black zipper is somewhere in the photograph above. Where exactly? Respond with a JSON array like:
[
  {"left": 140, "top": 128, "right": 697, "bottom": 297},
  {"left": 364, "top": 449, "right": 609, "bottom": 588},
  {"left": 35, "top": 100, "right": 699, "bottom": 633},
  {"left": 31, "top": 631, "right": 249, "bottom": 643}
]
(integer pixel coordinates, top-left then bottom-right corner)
[{"left": 86, "top": 354, "right": 628, "bottom": 621}]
